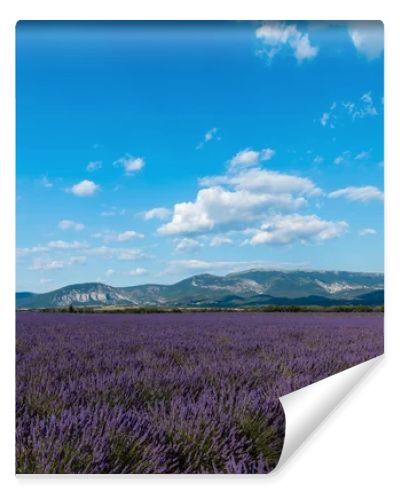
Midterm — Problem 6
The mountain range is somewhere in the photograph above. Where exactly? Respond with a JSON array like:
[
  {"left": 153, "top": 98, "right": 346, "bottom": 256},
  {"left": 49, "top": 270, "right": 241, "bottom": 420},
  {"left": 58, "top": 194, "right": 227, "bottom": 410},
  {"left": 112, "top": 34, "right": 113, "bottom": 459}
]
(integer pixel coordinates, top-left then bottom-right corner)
[{"left": 16, "top": 269, "right": 384, "bottom": 309}]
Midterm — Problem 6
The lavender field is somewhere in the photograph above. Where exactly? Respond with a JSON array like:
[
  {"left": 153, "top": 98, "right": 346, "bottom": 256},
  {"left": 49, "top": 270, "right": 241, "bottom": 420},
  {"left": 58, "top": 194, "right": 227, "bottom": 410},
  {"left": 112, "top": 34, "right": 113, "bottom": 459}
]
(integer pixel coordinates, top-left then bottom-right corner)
[{"left": 16, "top": 311, "right": 383, "bottom": 474}]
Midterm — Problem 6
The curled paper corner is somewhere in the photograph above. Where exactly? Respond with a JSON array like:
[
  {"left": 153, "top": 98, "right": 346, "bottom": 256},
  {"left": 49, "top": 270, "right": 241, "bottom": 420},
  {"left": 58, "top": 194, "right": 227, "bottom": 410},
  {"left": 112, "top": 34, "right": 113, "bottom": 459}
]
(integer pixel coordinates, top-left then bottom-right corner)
[{"left": 274, "top": 355, "right": 383, "bottom": 473}]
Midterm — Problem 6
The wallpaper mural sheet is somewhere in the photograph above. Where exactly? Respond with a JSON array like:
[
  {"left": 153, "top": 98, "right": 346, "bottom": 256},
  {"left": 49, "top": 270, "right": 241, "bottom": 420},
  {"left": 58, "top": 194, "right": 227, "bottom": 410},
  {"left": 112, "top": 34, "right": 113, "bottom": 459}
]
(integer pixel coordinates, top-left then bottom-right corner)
[{"left": 16, "top": 21, "right": 384, "bottom": 474}]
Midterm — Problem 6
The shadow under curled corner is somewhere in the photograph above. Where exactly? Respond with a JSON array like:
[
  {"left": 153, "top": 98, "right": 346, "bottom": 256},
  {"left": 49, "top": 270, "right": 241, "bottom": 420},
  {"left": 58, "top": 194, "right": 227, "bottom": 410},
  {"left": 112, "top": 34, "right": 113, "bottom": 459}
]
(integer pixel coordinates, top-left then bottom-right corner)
[{"left": 273, "top": 355, "right": 383, "bottom": 473}]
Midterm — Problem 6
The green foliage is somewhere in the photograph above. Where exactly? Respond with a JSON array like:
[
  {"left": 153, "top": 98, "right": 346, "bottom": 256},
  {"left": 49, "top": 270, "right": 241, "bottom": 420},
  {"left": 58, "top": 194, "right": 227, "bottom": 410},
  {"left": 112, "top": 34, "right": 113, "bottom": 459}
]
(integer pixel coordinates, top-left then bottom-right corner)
[{"left": 24, "top": 304, "right": 383, "bottom": 314}]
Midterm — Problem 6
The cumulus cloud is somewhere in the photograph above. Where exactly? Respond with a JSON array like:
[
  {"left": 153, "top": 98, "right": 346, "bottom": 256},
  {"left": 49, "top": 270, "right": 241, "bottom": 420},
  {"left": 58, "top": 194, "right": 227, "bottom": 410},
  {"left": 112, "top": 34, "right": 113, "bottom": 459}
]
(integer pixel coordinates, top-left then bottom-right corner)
[
  {"left": 85, "top": 246, "right": 147, "bottom": 261},
  {"left": 30, "top": 259, "right": 65, "bottom": 271},
  {"left": 247, "top": 214, "right": 348, "bottom": 246},
  {"left": 256, "top": 22, "right": 318, "bottom": 63},
  {"left": 159, "top": 160, "right": 322, "bottom": 237},
  {"left": 116, "top": 230, "right": 144, "bottom": 242},
  {"left": 359, "top": 228, "right": 377, "bottom": 236},
  {"left": 128, "top": 267, "right": 147, "bottom": 276},
  {"left": 114, "top": 155, "right": 145, "bottom": 175},
  {"left": 157, "top": 186, "right": 308, "bottom": 236},
  {"left": 92, "top": 230, "right": 144, "bottom": 242},
  {"left": 348, "top": 21, "right": 383, "bottom": 60},
  {"left": 203, "top": 167, "right": 321, "bottom": 196},
  {"left": 105, "top": 269, "right": 115, "bottom": 277},
  {"left": 174, "top": 238, "right": 203, "bottom": 253},
  {"left": 86, "top": 161, "right": 102, "bottom": 172},
  {"left": 47, "top": 240, "right": 89, "bottom": 250},
  {"left": 17, "top": 246, "right": 49, "bottom": 257},
  {"left": 228, "top": 147, "right": 275, "bottom": 171},
  {"left": 210, "top": 235, "right": 233, "bottom": 247},
  {"left": 29, "top": 255, "right": 86, "bottom": 271},
  {"left": 143, "top": 207, "right": 171, "bottom": 220},
  {"left": 116, "top": 249, "right": 147, "bottom": 261},
  {"left": 58, "top": 219, "right": 85, "bottom": 231},
  {"left": 18, "top": 240, "right": 89, "bottom": 255},
  {"left": 328, "top": 186, "right": 384, "bottom": 202},
  {"left": 69, "top": 180, "right": 99, "bottom": 197}
]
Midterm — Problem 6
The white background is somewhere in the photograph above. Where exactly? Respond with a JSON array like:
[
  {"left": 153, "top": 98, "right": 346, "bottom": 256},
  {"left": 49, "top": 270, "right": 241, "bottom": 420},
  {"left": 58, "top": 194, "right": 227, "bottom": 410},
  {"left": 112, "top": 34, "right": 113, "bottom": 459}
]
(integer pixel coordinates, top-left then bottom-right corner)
[{"left": 1, "top": 1, "right": 399, "bottom": 498}]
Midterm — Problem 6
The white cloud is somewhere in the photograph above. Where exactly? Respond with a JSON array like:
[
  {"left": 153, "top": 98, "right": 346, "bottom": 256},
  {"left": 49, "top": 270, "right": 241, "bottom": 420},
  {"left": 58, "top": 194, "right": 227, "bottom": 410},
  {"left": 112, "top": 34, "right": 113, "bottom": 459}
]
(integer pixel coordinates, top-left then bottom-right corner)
[
  {"left": 105, "top": 269, "right": 115, "bottom": 277},
  {"left": 328, "top": 186, "right": 384, "bottom": 203},
  {"left": 321, "top": 112, "right": 330, "bottom": 127},
  {"left": 84, "top": 246, "right": 113, "bottom": 257},
  {"left": 86, "top": 161, "right": 102, "bottom": 172},
  {"left": 205, "top": 128, "right": 218, "bottom": 142},
  {"left": 47, "top": 240, "right": 89, "bottom": 250},
  {"left": 100, "top": 207, "right": 126, "bottom": 217},
  {"left": 143, "top": 207, "right": 171, "bottom": 220},
  {"left": 343, "top": 92, "right": 378, "bottom": 120},
  {"left": 91, "top": 230, "right": 144, "bottom": 242},
  {"left": 70, "top": 180, "right": 99, "bottom": 197},
  {"left": 117, "top": 249, "right": 147, "bottom": 261},
  {"left": 248, "top": 214, "right": 348, "bottom": 246},
  {"left": 320, "top": 102, "right": 336, "bottom": 128},
  {"left": 210, "top": 235, "right": 233, "bottom": 247},
  {"left": 114, "top": 155, "right": 145, "bottom": 175},
  {"left": 348, "top": 21, "right": 383, "bottom": 60},
  {"left": 355, "top": 151, "right": 370, "bottom": 161},
  {"left": 17, "top": 246, "right": 49, "bottom": 257},
  {"left": 201, "top": 167, "right": 321, "bottom": 196},
  {"left": 158, "top": 186, "right": 308, "bottom": 236},
  {"left": 359, "top": 228, "right": 377, "bottom": 236},
  {"left": 159, "top": 165, "right": 322, "bottom": 237},
  {"left": 30, "top": 259, "right": 65, "bottom": 271},
  {"left": 196, "top": 127, "right": 220, "bottom": 149},
  {"left": 116, "top": 230, "right": 144, "bottom": 242},
  {"left": 322, "top": 93, "right": 378, "bottom": 127},
  {"left": 30, "top": 255, "right": 87, "bottom": 271},
  {"left": 333, "top": 151, "right": 352, "bottom": 166},
  {"left": 128, "top": 267, "right": 147, "bottom": 276},
  {"left": 40, "top": 176, "right": 53, "bottom": 188},
  {"left": 84, "top": 246, "right": 148, "bottom": 261},
  {"left": 174, "top": 238, "right": 202, "bottom": 253},
  {"left": 260, "top": 148, "right": 275, "bottom": 161},
  {"left": 58, "top": 219, "right": 85, "bottom": 231},
  {"left": 228, "top": 147, "right": 275, "bottom": 171},
  {"left": 333, "top": 156, "right": 343, "bottom": 166},
  {"left": 229, "top": 149, "right": 260, "bottom": 169},
  {"left": 256, "top": 22, "right": 318, "bottom": 63},
  {"left": 292, "top": 33, "right": 318, "bottom": 61}
]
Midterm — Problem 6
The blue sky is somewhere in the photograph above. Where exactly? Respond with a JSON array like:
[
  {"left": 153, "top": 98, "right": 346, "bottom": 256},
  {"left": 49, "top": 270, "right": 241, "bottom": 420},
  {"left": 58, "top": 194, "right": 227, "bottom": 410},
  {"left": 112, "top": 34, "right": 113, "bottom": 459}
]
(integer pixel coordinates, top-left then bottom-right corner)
[{"left": 16, "top": 21, "right": 384, "bottom": 292}]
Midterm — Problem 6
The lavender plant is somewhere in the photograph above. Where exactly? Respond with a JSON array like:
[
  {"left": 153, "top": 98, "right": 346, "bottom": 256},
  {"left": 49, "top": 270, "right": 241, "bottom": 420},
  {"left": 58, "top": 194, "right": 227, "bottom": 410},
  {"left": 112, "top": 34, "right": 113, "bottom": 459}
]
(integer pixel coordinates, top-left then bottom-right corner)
[{"left": 16, "top": 312, "right": 383, "bottom": 474}]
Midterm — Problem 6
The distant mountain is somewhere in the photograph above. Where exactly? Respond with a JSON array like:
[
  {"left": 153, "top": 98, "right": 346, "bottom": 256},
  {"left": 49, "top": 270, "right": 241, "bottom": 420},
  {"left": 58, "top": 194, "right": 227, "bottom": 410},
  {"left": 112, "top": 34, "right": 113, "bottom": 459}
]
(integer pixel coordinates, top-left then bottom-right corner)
[{"left": 16, "top": 269, "right": 384, "bottom": 309}]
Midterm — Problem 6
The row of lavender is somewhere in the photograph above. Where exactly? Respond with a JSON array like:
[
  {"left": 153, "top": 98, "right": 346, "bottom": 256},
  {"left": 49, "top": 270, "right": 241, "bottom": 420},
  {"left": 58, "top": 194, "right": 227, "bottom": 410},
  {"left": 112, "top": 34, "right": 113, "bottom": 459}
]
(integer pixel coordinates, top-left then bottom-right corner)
[{"left": 16, "top": 312, "right": 383, "bottom": 473}]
